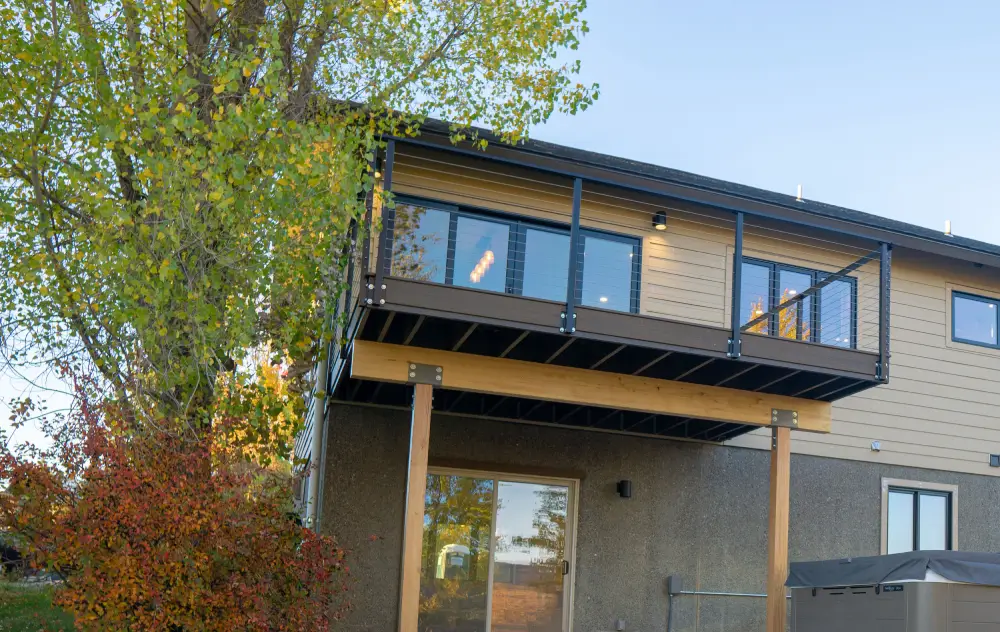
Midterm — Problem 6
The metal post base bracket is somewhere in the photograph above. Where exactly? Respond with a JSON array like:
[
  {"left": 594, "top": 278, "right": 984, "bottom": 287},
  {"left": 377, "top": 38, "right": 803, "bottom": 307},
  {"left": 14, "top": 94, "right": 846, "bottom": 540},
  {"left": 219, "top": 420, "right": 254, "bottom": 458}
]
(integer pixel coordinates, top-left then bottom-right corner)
[
  {"left": 770, "top": 408, "right": 799, "bottom": 428},
  {"left": 407, "top": 363, "right": 442, "bottom": 385}
]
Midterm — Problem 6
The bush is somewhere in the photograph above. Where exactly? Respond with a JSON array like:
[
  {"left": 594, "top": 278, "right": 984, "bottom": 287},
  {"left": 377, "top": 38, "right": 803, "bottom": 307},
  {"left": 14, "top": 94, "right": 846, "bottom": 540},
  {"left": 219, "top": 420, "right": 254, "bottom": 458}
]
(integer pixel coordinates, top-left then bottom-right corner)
[{"left": 0, "top": 385, "right": 350, "bottom": 631}]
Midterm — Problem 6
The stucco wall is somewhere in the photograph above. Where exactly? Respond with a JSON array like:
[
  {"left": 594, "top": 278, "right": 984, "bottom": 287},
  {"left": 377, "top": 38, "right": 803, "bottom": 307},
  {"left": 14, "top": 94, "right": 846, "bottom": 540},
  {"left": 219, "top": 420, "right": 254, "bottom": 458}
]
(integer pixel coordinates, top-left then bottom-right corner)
[{"left": 321, "top": 403, "right": 1000, "bottom": 632}]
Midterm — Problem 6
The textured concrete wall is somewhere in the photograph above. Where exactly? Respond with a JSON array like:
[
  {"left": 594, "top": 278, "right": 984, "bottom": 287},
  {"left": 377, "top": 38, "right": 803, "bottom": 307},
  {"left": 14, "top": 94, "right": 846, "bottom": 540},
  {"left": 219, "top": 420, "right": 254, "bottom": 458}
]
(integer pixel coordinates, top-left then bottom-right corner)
[{"left": 321, "top": 403, "right": 1000, "bottom": 632}]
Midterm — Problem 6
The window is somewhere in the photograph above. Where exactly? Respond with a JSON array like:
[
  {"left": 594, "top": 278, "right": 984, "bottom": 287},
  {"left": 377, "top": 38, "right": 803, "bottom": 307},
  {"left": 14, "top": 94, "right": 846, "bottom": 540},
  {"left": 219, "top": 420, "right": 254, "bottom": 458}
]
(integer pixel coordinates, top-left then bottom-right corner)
[
  {"left": 740, "top": 258, "right": 857, "bottom": 348},
  {"left": 952, "top": 291, "right": 999, "bottom": 348},
  {"left": 391, "top": 198, "right": 641, "bottom": 313},
  {"left": 419, "top": 469, "right": 577, "bottom": 632},
  {"left": 881, "top": 479, "right": 957, "bottom": 554}
]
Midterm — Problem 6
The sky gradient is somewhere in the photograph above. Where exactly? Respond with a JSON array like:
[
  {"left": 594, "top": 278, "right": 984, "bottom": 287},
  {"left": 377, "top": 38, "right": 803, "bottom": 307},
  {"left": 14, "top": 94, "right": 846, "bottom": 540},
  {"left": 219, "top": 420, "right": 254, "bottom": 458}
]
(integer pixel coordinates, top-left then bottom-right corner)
[{"left": 538, "top": 0, "right": 1000, "bottom": 243}]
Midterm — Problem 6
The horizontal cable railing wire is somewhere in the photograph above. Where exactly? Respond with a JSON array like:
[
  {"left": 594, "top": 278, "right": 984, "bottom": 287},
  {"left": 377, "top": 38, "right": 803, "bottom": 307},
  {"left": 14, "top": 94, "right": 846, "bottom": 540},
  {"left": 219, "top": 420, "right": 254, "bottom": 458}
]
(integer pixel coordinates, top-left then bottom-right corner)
[{"left": 375, "top": 149, "right": 889, "bottom": 360}]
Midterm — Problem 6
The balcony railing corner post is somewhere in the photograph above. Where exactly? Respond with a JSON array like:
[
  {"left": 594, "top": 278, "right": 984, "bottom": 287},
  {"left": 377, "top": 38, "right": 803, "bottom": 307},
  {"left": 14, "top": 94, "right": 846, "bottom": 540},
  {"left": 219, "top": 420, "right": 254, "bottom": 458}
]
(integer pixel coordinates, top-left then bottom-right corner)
[
  {"left": 877, "top": 242, "right": 892, "bottom": 381},
  {"left": 562, "top": 177, "right": 584, "bottom": 333},
  {"left": 373, "top": 139, "right": 396, "bottom": 306},
  {"left": 728, "top": 212, "right": 745, "bottom": 358}
]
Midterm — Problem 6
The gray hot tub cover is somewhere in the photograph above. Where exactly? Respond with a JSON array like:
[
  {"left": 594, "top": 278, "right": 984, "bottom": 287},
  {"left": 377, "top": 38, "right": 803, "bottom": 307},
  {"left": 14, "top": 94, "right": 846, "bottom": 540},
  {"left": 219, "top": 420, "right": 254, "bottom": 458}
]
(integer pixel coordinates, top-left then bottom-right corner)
[{"left": 786, "top": 551, "right": 1000, "bottom": 588}]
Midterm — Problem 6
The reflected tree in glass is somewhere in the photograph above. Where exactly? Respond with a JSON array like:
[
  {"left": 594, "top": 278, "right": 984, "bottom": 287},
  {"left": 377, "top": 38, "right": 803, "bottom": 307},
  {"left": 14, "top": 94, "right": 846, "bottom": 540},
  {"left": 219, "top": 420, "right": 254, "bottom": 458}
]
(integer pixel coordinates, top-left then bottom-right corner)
[
  {"left": 391, "top": 204, "right": 449, "bottom": 283},
  {"left": 419, "top": 474, "right": 494, "bottom": 632}
]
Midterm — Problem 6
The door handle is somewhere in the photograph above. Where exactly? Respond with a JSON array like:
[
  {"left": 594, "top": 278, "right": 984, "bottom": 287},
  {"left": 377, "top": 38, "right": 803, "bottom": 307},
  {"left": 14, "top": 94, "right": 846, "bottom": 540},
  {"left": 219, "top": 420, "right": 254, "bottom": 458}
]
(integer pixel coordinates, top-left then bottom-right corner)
[{"left": 562, "top": 560, "right": 570, "bottom": 576}]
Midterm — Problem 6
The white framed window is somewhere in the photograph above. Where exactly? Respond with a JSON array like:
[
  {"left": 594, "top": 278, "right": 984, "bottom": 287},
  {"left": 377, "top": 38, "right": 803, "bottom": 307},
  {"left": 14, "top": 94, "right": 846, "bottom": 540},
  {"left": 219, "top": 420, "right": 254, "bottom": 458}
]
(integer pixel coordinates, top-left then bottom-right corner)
[
  {"left": 419, "top": 467, "right": 579, "bottom": 632},
  {"left": 881, "top": 478, "right": 957, "bottom": 554}
]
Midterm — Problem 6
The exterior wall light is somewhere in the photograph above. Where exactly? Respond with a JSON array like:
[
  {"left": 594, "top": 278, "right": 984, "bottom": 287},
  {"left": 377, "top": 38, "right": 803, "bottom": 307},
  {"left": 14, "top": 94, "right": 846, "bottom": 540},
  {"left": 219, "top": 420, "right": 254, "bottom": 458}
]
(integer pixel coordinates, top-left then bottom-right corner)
[
  {"left": 652, "top": 211, "right": 667, "bottom": 231},
  {"left": 616, "top": 479, "right": 632, "bottom": 498}
]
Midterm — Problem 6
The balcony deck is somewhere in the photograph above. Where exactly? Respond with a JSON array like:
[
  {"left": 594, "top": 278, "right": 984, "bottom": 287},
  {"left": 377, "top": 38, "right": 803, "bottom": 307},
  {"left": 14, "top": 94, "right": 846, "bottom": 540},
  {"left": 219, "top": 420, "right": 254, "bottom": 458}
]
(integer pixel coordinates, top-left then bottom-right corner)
[{"left": 327, "top": 137, "right": 891, "bottom": 445}]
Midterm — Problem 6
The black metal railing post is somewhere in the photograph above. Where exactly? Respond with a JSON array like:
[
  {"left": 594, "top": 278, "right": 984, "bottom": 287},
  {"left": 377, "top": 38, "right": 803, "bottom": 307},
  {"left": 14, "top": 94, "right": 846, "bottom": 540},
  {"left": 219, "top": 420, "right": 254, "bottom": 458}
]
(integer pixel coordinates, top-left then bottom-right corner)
[
  {"left": 728, "top": 212, "right": 744, "bottom": 358},
  {"left": 361, "top": 153, "right": 376, "bottom": 307},
  {"left": 877, "top": 242, "right": 892, "bottom": 381},
  {"left": 562, "top": 178, "right": 584, "bottom": 333},
  {"left": 373, "top": 139, "right": 396, "bottom": 305}
]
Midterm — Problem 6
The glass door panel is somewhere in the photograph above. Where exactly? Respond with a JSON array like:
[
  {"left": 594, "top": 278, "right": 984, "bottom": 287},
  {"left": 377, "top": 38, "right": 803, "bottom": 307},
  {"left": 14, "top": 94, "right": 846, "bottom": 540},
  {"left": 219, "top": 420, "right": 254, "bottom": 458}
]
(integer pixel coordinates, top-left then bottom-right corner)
[
  {"left": 490, "top": 481, "right": 569, "bottom": 632},
  {"left": 419, "top": 474, "right": 495, "bottom": 632}
]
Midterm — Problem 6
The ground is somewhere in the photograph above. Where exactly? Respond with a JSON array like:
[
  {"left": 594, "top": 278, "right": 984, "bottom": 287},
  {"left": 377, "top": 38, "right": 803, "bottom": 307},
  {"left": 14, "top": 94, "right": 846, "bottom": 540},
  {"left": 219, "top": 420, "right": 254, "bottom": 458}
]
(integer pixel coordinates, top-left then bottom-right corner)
[{"left": 0, "top": 583, "right": 74, "bottom": 632}]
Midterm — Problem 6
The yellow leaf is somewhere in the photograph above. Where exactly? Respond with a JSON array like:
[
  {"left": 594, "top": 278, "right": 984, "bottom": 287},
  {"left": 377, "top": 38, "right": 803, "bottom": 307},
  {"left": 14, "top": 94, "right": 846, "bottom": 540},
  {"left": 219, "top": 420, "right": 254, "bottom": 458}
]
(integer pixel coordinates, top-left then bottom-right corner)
[
  {"left": 243, "top": 67, "right": 251, "bottom": 77},
  {"left": 124, "top": 104, "right": 134, "bottom": 115},
  {"left": 175, "top": 102, "right": 186, "bottom": 112},
  {"left": 250, "top": 87, "right": 260, "bottom": 96},
  {"left": 214, "top": 84, "right": 225, "bottom": 94}
]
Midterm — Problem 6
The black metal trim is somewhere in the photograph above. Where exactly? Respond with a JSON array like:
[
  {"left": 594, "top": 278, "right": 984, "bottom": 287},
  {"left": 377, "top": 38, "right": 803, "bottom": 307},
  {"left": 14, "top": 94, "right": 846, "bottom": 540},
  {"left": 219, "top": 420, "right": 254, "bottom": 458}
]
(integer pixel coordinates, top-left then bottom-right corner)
[
  {"left": 373, "top": 139, "right": 396, "bottom": 302},
  {"left": 729, "top": 212, "right": 744, "bottom": 358},
  {"left": 878, "top": 243, "right": 892, "bottom": 381},
  {"left": 563, "top": 178, "right": 583, "bottom": 333}
]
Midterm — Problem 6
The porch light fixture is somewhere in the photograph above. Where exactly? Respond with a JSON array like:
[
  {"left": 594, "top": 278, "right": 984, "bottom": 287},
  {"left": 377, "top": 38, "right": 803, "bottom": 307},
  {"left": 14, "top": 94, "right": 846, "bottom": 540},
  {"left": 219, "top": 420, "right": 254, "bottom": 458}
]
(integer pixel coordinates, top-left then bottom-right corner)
[
  {"left": 616, "top": 479, "right": 632, "bottom": 499},
  {"left": 652, "top": 211, "right": 667, "bottom": 231}
]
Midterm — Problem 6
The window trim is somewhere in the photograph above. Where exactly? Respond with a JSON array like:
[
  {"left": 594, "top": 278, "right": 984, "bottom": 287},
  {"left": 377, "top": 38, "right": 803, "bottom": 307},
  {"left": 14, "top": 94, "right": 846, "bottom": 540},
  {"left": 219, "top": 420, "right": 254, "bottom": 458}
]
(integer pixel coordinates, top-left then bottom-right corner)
[
  {"left": 392, "top": 195, "right": 642, "bottom": 313},
  {"left": 424, "top": 466, "right": 580, "bottom": 632},
  {"left": 951, "top": 290, "right": 1000, "bottom": 349},
  {"left": 880, "top": 478, "right": 958, "bottom": 554},
  {"left": 741, "top": 257, "right": 858, "bottom": 348}
]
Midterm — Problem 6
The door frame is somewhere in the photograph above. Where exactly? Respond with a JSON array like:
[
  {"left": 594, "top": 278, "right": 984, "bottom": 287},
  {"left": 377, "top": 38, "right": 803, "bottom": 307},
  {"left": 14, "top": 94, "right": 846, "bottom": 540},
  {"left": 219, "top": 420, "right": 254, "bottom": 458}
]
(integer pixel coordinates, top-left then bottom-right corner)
[{"left": 426, "top": 466, "right": 581, "bottom": 632}]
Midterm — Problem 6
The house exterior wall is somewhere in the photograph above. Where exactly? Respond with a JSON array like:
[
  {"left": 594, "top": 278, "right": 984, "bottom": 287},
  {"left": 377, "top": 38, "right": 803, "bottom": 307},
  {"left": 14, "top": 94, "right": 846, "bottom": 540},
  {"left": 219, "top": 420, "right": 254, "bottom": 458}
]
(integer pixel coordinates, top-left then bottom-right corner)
[
  {"left": 322, "top": 403, "right": 1000, "bottom": 632},
  {"left": 389, "top": 146, "right": 1000, "bottom": 477}
]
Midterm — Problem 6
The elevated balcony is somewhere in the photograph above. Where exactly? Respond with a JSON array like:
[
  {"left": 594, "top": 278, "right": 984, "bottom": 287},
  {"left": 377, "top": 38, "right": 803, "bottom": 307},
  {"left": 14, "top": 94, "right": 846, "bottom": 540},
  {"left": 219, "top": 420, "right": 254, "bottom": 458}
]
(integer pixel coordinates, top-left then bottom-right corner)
[{"left": 327, "top": 138, "right": 892, "bottom": 444}]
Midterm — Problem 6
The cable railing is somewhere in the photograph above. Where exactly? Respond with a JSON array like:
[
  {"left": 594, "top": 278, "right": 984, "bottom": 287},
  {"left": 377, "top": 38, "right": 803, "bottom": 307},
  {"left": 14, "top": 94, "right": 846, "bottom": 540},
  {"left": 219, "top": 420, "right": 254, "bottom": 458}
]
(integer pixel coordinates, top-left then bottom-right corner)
[{"left": 352, "top": 140, "right": 892, "bottom": 383}]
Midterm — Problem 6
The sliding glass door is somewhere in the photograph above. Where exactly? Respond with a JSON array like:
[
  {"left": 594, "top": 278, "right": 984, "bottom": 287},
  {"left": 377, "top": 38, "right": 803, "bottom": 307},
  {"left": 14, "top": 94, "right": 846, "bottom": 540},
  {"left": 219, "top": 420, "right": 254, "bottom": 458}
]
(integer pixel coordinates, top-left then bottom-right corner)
[{"left": 419, "top": 470, "right": 577, "bottom": 632}]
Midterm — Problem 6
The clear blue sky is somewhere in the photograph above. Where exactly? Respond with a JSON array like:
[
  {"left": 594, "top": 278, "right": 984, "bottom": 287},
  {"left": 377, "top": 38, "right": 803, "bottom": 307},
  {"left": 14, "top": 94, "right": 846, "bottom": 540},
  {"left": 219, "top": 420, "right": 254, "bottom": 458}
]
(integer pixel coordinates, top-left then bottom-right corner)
[{"left": 537, "top": 0, "right": 1000, "bottom": 242}]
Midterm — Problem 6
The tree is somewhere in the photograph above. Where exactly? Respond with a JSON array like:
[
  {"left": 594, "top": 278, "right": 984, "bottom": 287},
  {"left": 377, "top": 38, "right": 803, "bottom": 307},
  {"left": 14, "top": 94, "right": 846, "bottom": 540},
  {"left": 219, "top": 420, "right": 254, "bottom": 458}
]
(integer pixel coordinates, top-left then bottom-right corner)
[
  {"left": 745, "top": 289, "right": 812, "bottom": 340},
  {"left": 0, "top": 373, "right": 350, "bottom": 631},
  {"left": 0, "top": 0, "right": 598, "bottom": 442}
]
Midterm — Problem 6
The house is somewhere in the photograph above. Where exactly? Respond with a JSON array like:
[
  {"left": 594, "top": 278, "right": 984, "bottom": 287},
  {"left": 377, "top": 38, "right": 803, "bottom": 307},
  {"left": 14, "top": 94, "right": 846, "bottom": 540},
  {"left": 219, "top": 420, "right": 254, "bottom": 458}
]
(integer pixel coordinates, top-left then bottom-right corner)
[{"left": 296, "top": 122, "right": 1000, "bottom": 632}]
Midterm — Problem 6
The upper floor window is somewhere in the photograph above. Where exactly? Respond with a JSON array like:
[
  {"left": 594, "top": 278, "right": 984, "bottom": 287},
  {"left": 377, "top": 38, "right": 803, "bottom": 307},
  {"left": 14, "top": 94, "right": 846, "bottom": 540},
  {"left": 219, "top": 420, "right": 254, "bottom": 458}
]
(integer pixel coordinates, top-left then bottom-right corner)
[
  {"left": 952, "top": 291, "right": 998, "bottom": 348},
  {"left": 740, "top": 258, "right": 856, "bottom": 348},
  {"left": 882, "top": 480, "right": 956, "bottom": 554},
  {"left": 390, "top": 199, "right": 641, "bottom": 313}
]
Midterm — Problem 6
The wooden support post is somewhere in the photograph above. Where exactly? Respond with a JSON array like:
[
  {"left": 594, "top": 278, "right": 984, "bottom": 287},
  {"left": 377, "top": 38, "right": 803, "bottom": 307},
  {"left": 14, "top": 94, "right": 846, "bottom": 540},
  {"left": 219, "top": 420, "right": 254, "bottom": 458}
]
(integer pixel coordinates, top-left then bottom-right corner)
[
  {"left": 398, "top": 384, "right": 433, "bottom": 632},
  {"left": 766, "top": 426, "right": 791, "bottom": 632}
]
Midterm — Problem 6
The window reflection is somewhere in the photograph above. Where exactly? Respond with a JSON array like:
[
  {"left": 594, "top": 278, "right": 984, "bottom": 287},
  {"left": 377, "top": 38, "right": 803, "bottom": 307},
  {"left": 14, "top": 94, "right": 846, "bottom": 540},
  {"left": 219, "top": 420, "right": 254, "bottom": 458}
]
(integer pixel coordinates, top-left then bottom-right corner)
[
  {"left": 491, "top": 481, "right": 568, "bottom": 632},
  {"left": 522, "top": 229, "right": 569, "bottom": 302},
  {"left": 777, "top": 269, "right": 811, "bottom": 341},
  {"left": 391, "top": 204, "right": 449, "bottom": 283},
  {"left": 887, "top": 490, "right": 915, "bottom": 554},
  {"left": 581, "top": 236, "right": 634, "bottom": 312},
  {"left": 453, "top": 216, "right": 510, "bottom": 293},
  {"left": 919, "top": 494, "right": 948, "bottom": 551},
  {"left": 741, "top": 262, "right": 771, "bottom": 335},
  {"left": 419, "top": 475, "right": 494, "bottom": 632},
  {"left": 954, "top": 294, "right": 997, "bottom": 346},
  {"left": 820, "top": 279, "right": 853, "bottom": 347}
]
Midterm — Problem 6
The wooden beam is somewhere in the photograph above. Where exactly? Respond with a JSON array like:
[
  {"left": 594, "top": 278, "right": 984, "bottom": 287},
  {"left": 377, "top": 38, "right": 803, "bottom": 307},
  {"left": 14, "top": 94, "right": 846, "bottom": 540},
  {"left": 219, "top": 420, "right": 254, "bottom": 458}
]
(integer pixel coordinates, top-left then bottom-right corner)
[
  {"left": 398, "top": 384, "right": 432, "bottom": 632},
  {"left": 351, "top": 341, "right": 831, "bottom": 433},
  {"left": 766, "top": 426, "right": 791, "bottom": 632}
]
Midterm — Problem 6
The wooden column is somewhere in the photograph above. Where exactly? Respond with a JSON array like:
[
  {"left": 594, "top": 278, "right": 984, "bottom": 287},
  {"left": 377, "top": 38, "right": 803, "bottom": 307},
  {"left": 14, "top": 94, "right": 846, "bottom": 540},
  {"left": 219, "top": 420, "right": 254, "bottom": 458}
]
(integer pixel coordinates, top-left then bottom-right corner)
[
  {"left": 398, "top": 384, "right": 433, "bottom": 632},
  {"left": 766, "top": 426, "right": 791, "bottom": 632}
]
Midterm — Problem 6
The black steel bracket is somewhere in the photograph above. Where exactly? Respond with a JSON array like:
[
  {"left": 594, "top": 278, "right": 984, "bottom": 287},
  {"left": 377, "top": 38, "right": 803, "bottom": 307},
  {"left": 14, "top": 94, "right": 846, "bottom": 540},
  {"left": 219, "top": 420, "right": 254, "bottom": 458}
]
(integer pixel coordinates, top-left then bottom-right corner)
[
  {"left": 406, "top": 363, "right": 443, "bottom": 386},
  {"left": 770, "top": 408, "right": 799, "bottom": 429}
]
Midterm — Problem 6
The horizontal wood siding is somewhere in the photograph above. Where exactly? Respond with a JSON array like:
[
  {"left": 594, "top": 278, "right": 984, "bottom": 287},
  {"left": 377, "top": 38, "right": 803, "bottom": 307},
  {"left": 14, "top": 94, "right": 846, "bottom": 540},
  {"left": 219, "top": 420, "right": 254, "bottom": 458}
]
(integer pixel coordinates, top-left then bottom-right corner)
[
  {"left": 729, "top": 247, "right": 1000, "bottom": 476},
  {"left": 390, "top": 146, "right": 1000, "bottom": 476}
]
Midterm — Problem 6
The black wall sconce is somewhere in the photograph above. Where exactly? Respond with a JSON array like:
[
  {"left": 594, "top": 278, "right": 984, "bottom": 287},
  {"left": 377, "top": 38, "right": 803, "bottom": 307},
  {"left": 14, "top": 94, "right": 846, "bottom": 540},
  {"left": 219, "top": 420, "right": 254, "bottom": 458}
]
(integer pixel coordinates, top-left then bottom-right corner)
[
  {"left": 652, "top": 211, "right": 667, "bottom": 231},
  {"left": 616, "top": 479, "right": 632, "bottom": 498}
]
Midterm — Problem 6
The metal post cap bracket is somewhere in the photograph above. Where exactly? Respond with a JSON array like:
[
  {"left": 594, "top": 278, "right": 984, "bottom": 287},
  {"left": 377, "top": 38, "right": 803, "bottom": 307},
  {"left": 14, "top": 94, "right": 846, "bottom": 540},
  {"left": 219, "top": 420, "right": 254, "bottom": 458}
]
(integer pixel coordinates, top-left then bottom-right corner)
[{"left": 407, "top": 363, "right": 442, "bottom": 385}]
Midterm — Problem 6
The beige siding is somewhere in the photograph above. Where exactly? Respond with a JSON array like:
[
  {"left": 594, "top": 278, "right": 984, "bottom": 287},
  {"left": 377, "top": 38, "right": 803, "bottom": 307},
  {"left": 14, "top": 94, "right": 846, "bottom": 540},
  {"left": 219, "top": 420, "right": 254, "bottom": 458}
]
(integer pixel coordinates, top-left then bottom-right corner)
[
  {"left": 729, "top": 248, "right": 1000, "bottom": 477},
  {"left": 389, "top": 147, "right": 1000, "bottom": 477}
]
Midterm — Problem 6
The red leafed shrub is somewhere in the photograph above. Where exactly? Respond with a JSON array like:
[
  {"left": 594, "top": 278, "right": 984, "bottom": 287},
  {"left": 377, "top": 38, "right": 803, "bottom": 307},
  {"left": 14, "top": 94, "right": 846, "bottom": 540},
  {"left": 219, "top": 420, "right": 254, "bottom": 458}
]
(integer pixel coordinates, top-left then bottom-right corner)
[{"left": 0, "top": 383, "right": 350, "bottom": 631}]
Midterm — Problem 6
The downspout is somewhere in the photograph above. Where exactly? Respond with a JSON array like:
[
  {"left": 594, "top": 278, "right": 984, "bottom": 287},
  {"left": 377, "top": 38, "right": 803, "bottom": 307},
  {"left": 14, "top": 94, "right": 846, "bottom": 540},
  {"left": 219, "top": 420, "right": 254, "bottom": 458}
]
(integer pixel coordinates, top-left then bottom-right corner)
[{"left": 305, "top": 355, "right": 329, "bottom": 529}]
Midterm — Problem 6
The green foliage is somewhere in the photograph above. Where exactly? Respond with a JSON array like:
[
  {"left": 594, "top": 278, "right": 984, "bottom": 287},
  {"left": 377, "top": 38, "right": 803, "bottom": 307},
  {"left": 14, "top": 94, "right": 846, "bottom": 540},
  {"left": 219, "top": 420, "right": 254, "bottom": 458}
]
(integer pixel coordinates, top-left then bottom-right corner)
[
  {"left": 0, "top": 584, "right": 74, "bottom": 632},
  {"left": 0, "top": 0, "right": 597, "bottom": 440}
]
